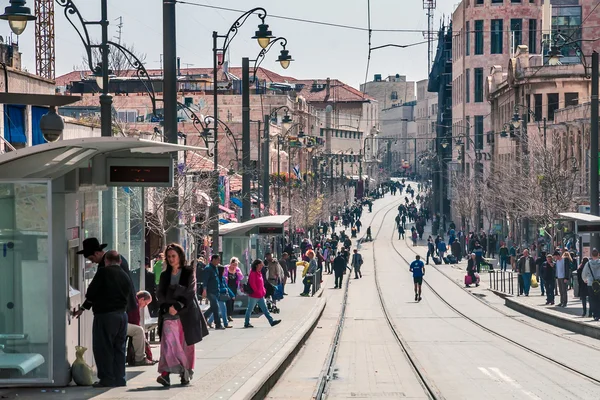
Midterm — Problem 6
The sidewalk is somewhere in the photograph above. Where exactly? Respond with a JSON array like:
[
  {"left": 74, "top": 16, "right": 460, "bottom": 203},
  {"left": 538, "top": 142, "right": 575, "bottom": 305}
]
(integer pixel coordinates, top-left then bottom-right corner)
[
  {"left": 410, "top": 240, "right": 600, "bottom": 341},
  {"left": 0, "top": 284, "right": 326, "bottom": 400}
]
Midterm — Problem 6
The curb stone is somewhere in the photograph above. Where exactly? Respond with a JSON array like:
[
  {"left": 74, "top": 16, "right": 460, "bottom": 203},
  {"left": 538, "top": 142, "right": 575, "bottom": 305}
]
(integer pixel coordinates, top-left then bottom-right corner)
[
  {"left": 230, "top": 297, "right": 327, "bottom": 400},
  {"left": 504, "top": 296, "right": 600, "bottom": 340}
]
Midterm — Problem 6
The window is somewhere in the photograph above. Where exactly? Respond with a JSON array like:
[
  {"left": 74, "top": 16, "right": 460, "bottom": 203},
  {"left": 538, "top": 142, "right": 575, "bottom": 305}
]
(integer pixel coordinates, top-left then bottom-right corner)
[
  {"left": 474, "top": 68, "right": 483, "bottom": 103},
  {"left": 492, "top": 0, "right": 503, "bottom": 3},
  {"left": 117, "top": 110, "right": 138, "bottom": 123},
  {"left": 466, "top": 22, "right": 470, "bottom": 56},
  {"left": 511, "top": 0, "right": 522, "bottom": 3},
  {"left": 529, "top": 19, "right": 537, "bottom": 54},
  {"left": 510, "top": 19, "right": 522, "bottom": 53},
  {"left": 547, "top": 93, "right": 559, "bottom": 121},
  {"left": 476, "top": 0, "right": 483, "bottom": 4},
  {"left": 391, "top": 91, "right": 398, "bottom": 100},
  {"left": 565, "top": 92, "right": 579, "bottom": 107},
  {"left": 466, "top": 69, "right": 470, "bottom": 103},
  {"left": 491, "top": 19, "right": 503, "bottom": 54},
  {"left": 534, "top": 94, "right": 542, "bottom": 121},
  {"left": 474, "top": 115, "right": 484, "bottom": 150},
  {"left": 474, "top": 20, "right": 484, "bottom": 55},
  {"left": 466, "top": 116, "right": 471, "bottom": 150}
]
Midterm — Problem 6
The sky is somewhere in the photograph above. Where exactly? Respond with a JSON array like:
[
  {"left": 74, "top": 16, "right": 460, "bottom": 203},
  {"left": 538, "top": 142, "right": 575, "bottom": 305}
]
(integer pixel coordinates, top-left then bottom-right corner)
[{"left": 12, "top": 0, "right": 456, "bottom": 89}]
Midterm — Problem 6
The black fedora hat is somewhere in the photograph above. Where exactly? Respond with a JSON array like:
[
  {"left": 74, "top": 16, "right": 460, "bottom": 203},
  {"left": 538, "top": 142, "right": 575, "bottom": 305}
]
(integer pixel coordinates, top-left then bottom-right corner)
[{"left": 77, "top": 238, "right": 107, "bottom": 258}]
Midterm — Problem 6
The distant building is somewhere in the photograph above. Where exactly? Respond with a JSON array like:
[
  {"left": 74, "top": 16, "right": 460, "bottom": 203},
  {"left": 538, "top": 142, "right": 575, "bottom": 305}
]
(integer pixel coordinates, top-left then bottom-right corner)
[
  {"left": 415, "top": 79, "right": 437, "bottom": 166},
  {"left": 360, "top": 74, "right": 416, "bottom": 114},
  {"left": 380, "top": 101, "right": 416, "bottom": 174}
]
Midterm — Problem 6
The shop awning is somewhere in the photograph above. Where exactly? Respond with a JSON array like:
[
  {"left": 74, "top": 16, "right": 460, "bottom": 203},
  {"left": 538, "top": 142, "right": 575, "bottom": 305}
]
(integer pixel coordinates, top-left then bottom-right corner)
[
  {"left": 0, "top": 137, "right": 207, "bottom": 180},
  {"left": 231, "top": 197, "right": 243, "bottom": 207},
  {"left": 219, "top": 205, "right": 236, "bottom": 214}
]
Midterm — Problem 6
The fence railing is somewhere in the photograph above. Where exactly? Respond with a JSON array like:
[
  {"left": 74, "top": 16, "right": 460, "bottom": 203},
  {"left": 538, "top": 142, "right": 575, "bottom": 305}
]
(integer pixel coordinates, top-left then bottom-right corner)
[
  {"left": 488, "top": 270, "right": 518, "bottom": 296},
  {"left": 311, "top": 268, "right": 322, "bottom": 296}
]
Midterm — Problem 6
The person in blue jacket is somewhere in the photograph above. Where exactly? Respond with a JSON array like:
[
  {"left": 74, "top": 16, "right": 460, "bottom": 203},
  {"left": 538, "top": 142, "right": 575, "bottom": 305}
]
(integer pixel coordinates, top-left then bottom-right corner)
[{"left": 206, "top": 265, "right": 235, "bottom": 329}]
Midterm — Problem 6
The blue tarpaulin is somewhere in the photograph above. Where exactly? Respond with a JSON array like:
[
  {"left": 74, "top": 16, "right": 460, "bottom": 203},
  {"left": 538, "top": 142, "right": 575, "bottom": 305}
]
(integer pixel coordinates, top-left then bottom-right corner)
[
  {"left": 219, "top": 219, "right": 230, "bottom": 224},
  {"left": 31, "top": 106, "right": 49, "bottom": 146},
  {"left": 231, "top": 197, "right": 242, "bottom": 207},
  {"left": 4, "top": 105, "right": 26, "bottom": 145}
]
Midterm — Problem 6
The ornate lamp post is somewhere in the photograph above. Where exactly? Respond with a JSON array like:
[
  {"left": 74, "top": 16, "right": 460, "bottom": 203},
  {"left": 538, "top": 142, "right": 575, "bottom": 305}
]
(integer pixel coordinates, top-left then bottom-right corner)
[{"left": 211, "top": 8, "right": 273, "bottom": 252}]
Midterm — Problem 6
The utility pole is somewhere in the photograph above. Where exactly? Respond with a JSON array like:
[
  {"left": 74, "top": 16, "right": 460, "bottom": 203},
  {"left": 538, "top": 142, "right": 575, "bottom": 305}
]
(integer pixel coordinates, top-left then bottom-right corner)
[
  {"left": 163, "top": 0, "right": 180, "bottom": 244},
  {"left": 591, "top": 51, "right": 599, "bottom": 250},
  {"left": 263, "top": 115, "right": 270, "bottom": 215},
  {"left": 241, "top": 57, "right": 251, "bottom": 221}
]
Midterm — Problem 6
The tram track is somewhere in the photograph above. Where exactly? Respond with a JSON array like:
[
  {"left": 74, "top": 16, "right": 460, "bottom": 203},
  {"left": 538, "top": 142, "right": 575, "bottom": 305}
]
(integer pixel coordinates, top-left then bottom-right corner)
[
  {"left": 314, "top": 197, "right": 441, "bottom": 400},
  {"left": 389, "top": 217, "right": 600, "bottom": 387}
]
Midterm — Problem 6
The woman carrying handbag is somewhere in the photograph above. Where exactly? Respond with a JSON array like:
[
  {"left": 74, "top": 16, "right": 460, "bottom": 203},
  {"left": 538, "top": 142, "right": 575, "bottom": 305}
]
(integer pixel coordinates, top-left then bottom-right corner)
[{"left": 156, "top": 243, "right": 209, "bottom": 387}]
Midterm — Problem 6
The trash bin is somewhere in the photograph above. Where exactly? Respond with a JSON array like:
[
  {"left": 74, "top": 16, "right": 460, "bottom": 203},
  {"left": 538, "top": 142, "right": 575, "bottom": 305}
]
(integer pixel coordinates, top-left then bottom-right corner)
[{"left": 572, "top": 271, "right": 579, "bottom": 298}]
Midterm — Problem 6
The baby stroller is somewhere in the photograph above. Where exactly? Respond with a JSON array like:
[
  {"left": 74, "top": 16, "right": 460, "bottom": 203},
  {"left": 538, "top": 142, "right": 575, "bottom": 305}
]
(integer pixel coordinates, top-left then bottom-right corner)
[{"left": 255, "top": 281, "right": 282, "bottom": 314}]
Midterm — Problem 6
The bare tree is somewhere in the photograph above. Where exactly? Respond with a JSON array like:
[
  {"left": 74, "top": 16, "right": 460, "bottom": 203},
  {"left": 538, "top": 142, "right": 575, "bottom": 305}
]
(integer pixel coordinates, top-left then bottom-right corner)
[{"left": 82, "top": 42, "right": 147, "bottom": 77}]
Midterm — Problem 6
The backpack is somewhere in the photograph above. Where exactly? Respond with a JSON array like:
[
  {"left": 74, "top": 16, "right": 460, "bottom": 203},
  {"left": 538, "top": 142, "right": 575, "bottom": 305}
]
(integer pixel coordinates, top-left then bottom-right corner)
[{"left": 587, "top": 263, "right": 600, "bottom": 295}]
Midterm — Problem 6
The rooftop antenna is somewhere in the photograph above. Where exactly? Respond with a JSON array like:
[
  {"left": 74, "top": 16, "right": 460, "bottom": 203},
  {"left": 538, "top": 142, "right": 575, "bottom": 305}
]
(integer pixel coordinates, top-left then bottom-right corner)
[
  {"left": 114, "top": 16, "right": 123, "bottom": 45},
  {"left": 422, "top": 0, "right": 437, "bottom": 69}
]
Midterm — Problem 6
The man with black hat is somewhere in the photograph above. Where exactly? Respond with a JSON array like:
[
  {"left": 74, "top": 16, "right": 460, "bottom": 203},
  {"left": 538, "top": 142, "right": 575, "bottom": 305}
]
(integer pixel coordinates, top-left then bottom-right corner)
[
  {"left": 73, "top": 251, "right": 132, "bottom": 387},
  {"left": 78, "top": 237, "right": 131, "bottom": 276}
]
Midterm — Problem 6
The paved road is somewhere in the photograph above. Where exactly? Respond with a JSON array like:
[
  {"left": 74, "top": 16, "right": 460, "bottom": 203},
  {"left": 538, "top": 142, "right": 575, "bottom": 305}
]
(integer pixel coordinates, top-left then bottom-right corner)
[
  {"left": 268, "top": 195, "right": 418, "bottom": 399},
  {"left": 378, "top": 210, "right": 600, "bottom": 399}
]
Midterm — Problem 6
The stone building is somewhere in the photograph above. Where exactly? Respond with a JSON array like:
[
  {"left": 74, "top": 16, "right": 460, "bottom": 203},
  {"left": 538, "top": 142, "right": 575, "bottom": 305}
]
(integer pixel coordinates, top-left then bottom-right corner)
[
  {"left": 415, "top": 79, "right": 438, "bottom": 165},
  {"left": 380, "top": 102, "right": 417, "bottom": 174},
  {"left": 360, "top": 74, "right": 415, "bottom": 114},
  {"left": 452, "top": 0, "right": 543, "bottom": 182}
]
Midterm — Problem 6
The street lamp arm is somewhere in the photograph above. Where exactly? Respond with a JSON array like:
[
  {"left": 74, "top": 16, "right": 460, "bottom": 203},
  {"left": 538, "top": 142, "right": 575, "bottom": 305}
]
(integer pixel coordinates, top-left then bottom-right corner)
[
  {"left": 204, "top": 116, "right": 240, "bottom": 163},
  {"left": 218, "top": 7, "right": 268, "bottom": 65},
  {"left": 56, "top": 0, "right": 98, "bottom": 72},
  {"left": 107, "top": 40, "right": 157, "bottom": 116},
  {"left": 252, "top": 37, "right": 287, "bottom": 79},
  {"left": 176, "top": 102, "right": 214, "bottom": 156},
  {"left": 269, "top": 105, "right": 291, "bottom": 118}
]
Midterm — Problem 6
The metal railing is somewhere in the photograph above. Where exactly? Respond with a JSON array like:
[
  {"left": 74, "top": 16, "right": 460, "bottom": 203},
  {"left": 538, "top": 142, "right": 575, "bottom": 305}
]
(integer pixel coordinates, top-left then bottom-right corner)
[
  {"left": 311, "top": 268, "right": 322, "bottom": 296},
  {"left": 488, "top": 270, "right": 518, "bottom": 295}
]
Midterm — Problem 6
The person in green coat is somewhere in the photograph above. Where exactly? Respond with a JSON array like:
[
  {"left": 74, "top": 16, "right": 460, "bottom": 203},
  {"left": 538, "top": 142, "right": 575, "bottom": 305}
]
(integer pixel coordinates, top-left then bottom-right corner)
[{"left": 153, "top": 252, "right": 164, "bottom": 285}]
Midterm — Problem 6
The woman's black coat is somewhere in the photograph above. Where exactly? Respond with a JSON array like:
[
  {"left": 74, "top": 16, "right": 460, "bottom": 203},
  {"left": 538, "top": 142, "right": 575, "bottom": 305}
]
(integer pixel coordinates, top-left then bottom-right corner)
[{"left": 157, "top": 265, "right": 209, "bottom": 346}]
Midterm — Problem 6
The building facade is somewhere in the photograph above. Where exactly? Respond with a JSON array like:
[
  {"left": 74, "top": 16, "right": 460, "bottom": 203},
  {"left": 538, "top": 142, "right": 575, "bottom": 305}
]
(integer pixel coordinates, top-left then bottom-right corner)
[
  {"left": 415, "top": 79, "right": 438, "bottom": 166},
  {"left": 452, "top": 0, "right": 543, "bottom": 185},
  {"left": 380, "top": 102, "right": 417, "bottom": 174},
  {"left": 360, "top": 74, "right": 416, "bottom": 114}
]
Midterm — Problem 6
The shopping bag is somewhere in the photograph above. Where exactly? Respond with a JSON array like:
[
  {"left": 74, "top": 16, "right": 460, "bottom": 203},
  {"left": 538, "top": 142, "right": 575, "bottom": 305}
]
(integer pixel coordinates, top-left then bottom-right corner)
[{"left": 530, "top": 275, "right": 539, "bottom": 288}]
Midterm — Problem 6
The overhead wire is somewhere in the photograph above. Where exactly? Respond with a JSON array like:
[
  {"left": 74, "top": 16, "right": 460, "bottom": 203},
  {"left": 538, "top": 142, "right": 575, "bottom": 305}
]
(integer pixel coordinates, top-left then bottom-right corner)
[{"left": 175, "top": 0, "right": 429, "bottom": 33}]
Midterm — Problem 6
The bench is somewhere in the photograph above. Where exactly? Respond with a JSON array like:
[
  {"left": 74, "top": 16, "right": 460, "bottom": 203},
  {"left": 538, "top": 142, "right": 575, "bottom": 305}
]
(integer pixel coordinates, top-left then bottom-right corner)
[{"left": 0, "top": 350, "right": 45, "bottom": 375}]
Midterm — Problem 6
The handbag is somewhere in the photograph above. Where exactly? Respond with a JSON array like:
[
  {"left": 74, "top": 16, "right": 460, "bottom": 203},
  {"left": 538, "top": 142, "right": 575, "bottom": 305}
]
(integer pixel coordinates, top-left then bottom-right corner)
[
  {"left": 243, "top": 282, "right": 254, "bottom": 294},
  {"left": 219, "top": 292, "right": 231, "bottom": 302}
]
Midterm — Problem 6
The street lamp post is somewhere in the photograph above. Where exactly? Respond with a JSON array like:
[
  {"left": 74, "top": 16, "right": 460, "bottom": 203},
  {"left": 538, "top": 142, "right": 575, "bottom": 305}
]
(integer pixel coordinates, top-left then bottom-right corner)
[{"left": 212, "top": 8, "right": 273, "bottom": 252}]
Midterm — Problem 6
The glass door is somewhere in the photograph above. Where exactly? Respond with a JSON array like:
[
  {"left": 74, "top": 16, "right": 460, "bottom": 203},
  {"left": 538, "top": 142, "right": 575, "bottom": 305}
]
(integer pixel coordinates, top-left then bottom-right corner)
[{"left": 0, "top": 181, "right": 52, "bottom": 383}]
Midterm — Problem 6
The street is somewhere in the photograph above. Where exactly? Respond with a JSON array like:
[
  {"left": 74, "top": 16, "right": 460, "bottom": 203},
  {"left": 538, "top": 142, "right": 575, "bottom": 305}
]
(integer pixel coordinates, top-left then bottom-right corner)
[{"left": 267, "top": 191, "right": 600, "bottom": 399}]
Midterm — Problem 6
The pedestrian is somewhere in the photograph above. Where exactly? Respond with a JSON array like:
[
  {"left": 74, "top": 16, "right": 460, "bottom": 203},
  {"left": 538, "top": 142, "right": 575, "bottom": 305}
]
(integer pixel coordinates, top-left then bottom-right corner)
[
  {"left": 224, "top": 258, "right": 244, "bottom": 322},
  {"left": 244, "top": 259, "right": 282, "bottom": 328},
  {"left": 582, "top": 249, "right": 600, "bottom": 320},
  {"left": 333, "top": 251, "right": 348, "bottom": 289},
  {"left": 577, "top": 257, "right": 589, "bottom": 317},
  {"left": 517, "top": 249, "right": 536, "bottom": 296},
  {"left": 206, "top": 265, "right": 234, "bottom": 329},
  {"left": 72, "top": 250, "right": 132, "bottom": 388},
  {"left": 300, "top": 249, "right": 318, "bottom": 296},
  {"left": 409, "top": 255, "right": 425, "bottom": 301},
  {"left": 498, "top": 242, "right": 509, "bottom": 272},
  {"left": 279, "top": 252, "right": 290, "bottom": 295},
  {"left": 351, "top": 248, "right": 363, "bottom": 279},
  {"left": 411, "top": 229, "right": 418, "bottom": 246},
  {"left": 541, "top": 254, "right": 556, "bottom": 305},
  {"left": 153, "top": 252, "right": 165, "bottom": 285},
  {"left": 437, "top": 238, "right": 447, "bottom": 260},
  {"left": 473, "top": 241, "right": 484, "bottom": 272},
  {"left": 366, "top": 226, "right": 373, "bottom": 241},
  {"left": 466, "top": 253, "right": 479, "bottom": 287},
  {"left": 156, "top": 243, "right": 208, "bottom": 386},
  {"left": 555, "top": 251, "right": 570, "bottom": 307},
  {"left": 126, "top": 289, "right": 156, "bottom": 366},
  {"left": 202, "top": 255, "right": 225, "bottom": 330},
  {"left": 535, "top": 252, "right": 546, "bottom": 297},
  {"left": 398, "top": 225, "right": 405, "bottom": 240}
]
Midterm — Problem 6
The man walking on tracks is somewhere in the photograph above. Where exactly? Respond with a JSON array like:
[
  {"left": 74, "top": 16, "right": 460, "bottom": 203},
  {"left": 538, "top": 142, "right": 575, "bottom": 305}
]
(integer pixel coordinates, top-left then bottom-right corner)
[
  {"left": 410, "top": 255, "right": 425, "bottom": 302},
  {"left": 351, "top": 248, "right": 363, "bottom": 279}
]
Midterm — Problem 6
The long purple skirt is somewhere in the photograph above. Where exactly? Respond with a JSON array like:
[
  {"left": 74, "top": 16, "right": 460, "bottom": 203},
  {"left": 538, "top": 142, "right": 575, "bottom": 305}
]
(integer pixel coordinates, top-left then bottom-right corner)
[{"left": 158, "top": 319, "right": 195, "bottom": 375}]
